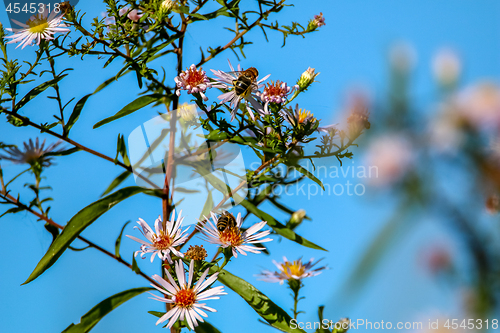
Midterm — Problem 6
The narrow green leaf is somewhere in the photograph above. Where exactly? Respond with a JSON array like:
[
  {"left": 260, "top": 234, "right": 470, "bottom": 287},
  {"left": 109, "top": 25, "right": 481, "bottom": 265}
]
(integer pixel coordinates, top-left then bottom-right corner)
[
  {"left": 65, "top": 94, "right": 92, "bottom": 135},
  {"left": 199, "top": 191, "right": 213, "bottom": 220},
  {"left": 115, "top": 221, "right": 131, "bottom": 258},
  {"left": 291, "top": 164, "right": 325, "bottom": 191},
  {"left": 93, "top": 94, "right": 164, "bottom": 129},
  {"left": 115, "top": 134, "right": 131, "bottom": 166},
  {"left": 195, "top": 322, "right": 222, "bottom": 333},
  {"left": 15, "top": 74, "right": 68, "bottom": 110},
  {"left": 45, "top": 147, "right": 80, "bottom": 157},
  {"left": 213, "top": 268, "right": 306, "bottom": 333},
  {"left": 93, "top": 75, "right": 123, "bottom": 94},
  {"left": 240, "top": 199, "right": 326, "bottom": 251},
  {"left": 101, "top": 171, "right": 132, "bottom": 197},
  {"left": 62, "top": 287, "right": 151, "bottom": 332},
  {"left": 131, "top": 255, "right": 141, "bottom": 274},
  {"left": 0, "top": 206, "right": 25, "bottom": 218},
  {"left": 23, "top": 187, "right": 150, "bottom": 285},
  {"left": 44, "top": 222, "right": 59, "bottom": 245}
]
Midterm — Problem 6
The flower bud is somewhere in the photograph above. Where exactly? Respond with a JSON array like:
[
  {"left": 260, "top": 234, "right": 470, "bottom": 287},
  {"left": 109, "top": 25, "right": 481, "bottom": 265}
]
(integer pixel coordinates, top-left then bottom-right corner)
[
  {"left": 159, "top": 0, "right": 176, "bottom": 19},
  {"left": 486, "top": 194, "right": 500, "bottom": 214},
  {"left": 184, "top": 245, "right": 207, "bottom": 261},
  {"left": 161, "top": 0, "right": 175, "bottom": 11},
  {"left": 333, "top": 318, "right": 350, "bottom": 333},
  {"left": 433, "top": 48, "right": 461, "bottom": 88},
  {"left": 59, "top": 1, "right": 75, "bottom": 21},
  {"left": 307, "top": 12, "right": 325, "bottom": 31},
  {"left": 286, "top": 209, "right": 306, "bottom": 230},
  {"left": 297, "top": 67, "right": 320, "bottom": 91}
]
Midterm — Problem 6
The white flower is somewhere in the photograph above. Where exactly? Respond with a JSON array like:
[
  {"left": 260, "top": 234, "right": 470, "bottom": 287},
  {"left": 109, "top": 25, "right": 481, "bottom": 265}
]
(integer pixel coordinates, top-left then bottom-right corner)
[
  {"left": 5, "top": 6, "right": 69, "bottom": 49},
  {"left": 150, "top": 259, "right": 226, "bottom": 330},
  {"left": 256, "top": 257, "right": 327, "bottom": 284},
  {"left": 210, "top": 60, "right": 270, "bottom": 121},
  {"left": 126, "top": 209, "right": 189, "bottom": 263},
  {"left": 197, "top": 212, "right": 272, "bottom": 258}
]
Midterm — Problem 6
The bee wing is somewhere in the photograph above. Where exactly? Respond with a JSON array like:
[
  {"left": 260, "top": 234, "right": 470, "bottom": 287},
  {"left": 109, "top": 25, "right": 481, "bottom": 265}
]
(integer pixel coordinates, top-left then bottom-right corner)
[{"left": 225, "top": 71, "right": 245, "bottom": 77}]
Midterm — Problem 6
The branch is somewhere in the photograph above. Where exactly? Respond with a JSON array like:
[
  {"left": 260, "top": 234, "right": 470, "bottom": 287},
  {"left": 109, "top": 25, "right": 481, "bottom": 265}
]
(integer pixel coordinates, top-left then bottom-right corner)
[{"left": 0, "top": 192, "right": 160, "bottom": 288}]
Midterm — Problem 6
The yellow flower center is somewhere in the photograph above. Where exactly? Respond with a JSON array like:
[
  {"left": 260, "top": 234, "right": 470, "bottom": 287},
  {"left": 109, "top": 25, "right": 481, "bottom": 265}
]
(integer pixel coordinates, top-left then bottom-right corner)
[
  {"left": 175, "top": 289, "right": 197, "bottom": 308},
  {"left": 27, "top": 16, "right": 49, "bottom": 34},
  {"left": 219, "top": 226, "right": 243, "bottom": 246},
  {"left": 298, "top": 109, "right": 315, "bottom": 124},
  {"left": 152, "top": 231, "right": 173, "bottom": 250},
  {"left": 282, "top": 261, "right": 306, "bottom": 279}
]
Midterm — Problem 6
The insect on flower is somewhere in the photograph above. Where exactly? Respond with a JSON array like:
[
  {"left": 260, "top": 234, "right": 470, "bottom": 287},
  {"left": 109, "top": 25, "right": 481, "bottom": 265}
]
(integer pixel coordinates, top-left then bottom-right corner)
[
  {"left": 197, "top": 211, "right": 273, "bottom": 258},
  {"left": 211, "top": 60, "right": 270, "bottom": 121}
]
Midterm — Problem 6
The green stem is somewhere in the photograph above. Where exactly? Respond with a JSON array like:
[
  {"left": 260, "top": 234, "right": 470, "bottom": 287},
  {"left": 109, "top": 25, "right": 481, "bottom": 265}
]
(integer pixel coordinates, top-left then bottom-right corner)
[{"left": 44, "top": 48, "right": 65, "bottom": 128}]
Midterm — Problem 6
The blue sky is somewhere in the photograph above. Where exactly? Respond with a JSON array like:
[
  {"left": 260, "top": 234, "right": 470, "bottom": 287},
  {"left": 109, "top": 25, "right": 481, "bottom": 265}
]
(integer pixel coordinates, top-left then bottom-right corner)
[{"left": 1, "top": 0, "right": 500, "bottom": 332}]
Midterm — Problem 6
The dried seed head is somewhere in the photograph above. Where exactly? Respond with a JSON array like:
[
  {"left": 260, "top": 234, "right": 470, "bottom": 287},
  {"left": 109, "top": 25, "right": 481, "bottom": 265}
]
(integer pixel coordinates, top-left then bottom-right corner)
[{"left": 184, "top": 245, "right": 207, "bottom": 261}]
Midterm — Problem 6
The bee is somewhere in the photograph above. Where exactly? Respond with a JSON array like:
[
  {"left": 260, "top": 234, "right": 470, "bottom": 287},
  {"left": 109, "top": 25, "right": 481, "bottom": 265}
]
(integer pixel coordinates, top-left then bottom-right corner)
[
  {"left": 217, "top": 211, "right": 237, "bottom": 232},
  {"left": 232, "top": 67, "right": 259, "bottom": 97}
]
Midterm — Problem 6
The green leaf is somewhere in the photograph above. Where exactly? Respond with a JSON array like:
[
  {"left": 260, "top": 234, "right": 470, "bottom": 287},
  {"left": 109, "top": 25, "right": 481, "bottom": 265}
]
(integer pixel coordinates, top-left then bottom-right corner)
[
  {"left": 239, "top": 199, "right": 326, "bottom": 251},
  {"left": 93, "top": 94, "right": 164, "bottom": 129},
  {"left": 115, "top": 221, "right": 130, "bottom": 259},
  {"left": 199, "top": 191, "right": 213, "bottom": 220},
  {"left": 45, "top": 147, "right": 80, "bottom": 157},
  {"left": 93, "top": 75, "right": 121, "bottom": 94},
  {"left": 22, "top": 186, "right": 150, "bottom": 285},
  {"left": 62, "top": 287, "right": 151, "bottom": 332},
  {"left": 131, "top": 255, "right": 141, "bottom": 274},
  {"left": 213, "top": 268, "right": 306, "bottom": 333},
  {"left": 291, "top": 164, "right": 325, "bottom": 191},
  {"left": 101, "top": 171, "right": 132, "bottom": 196},
  {"left": 316, "top": 306, "right": 330, "bottom": 333},
  {"left": 115, "top": 134, "right": 131, "bottom": 166},
  {"left": 15, "top": 74, "right": 68, "bottom": 110},
  {"left": 195, "top": 322, "right": 222, "bottom": 333},
  {"left": 44, "top": 222, "right": 59, "bottom": 245},
  {"left": 65, "top": 94, "right": 92, "bottom": 135},
  {"left": 189, "top": 12, "right": 208, "bottom": 20}
]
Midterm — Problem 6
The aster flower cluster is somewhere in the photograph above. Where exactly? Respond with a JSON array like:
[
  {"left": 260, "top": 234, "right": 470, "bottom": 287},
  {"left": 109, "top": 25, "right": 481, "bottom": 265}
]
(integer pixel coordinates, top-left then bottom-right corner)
[
  {"left": 172, "top": 60, "right": 342, "bottom": 148},
  {"left": 126, "top": 209, "right": 273, "bottom": 329}
]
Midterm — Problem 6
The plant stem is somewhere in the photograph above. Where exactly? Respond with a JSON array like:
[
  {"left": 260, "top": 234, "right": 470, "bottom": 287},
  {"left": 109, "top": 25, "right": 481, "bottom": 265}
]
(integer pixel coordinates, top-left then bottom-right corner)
[
  {"left": 1, "top": 109, "right": 160, "bottom": 190},
  {"left": 44, "top": 48, "right": 65, "bottom": 128}
]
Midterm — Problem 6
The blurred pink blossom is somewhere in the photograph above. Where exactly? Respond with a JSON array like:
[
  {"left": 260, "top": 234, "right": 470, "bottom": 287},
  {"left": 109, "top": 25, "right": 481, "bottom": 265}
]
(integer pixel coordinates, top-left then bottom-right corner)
[{"left": 364, "top": 134, "right": 414, "bottom": 186}]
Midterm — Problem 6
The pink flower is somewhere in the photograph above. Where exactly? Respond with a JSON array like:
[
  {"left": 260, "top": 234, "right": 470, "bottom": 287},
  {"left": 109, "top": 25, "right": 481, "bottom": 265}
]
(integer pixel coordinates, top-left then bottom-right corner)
[{"left": 174, "top": 64, "right": 212, "bottom": 101}]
